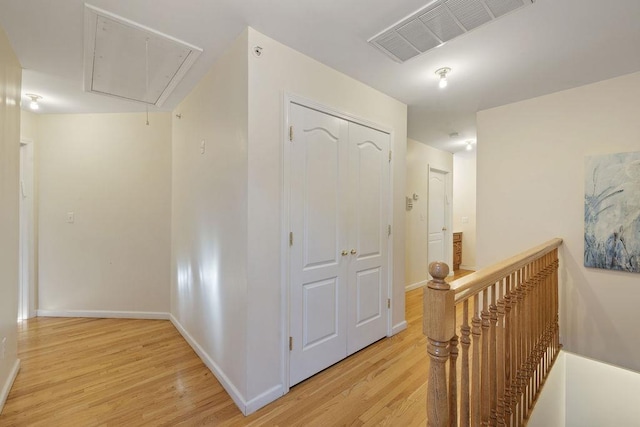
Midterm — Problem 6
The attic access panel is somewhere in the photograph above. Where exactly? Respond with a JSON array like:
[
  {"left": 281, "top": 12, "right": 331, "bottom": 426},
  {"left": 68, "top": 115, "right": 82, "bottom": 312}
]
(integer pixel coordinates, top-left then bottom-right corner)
[
  {"left": 369, "top": 0, "right": 534, "bottom": 63},
  {"left": 84, "top": 4, "right": 202, "bottom": 106}
]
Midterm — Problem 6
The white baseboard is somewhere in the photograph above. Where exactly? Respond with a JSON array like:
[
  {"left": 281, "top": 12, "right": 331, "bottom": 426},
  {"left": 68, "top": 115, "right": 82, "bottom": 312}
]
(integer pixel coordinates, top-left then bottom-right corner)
[
  {"left": 392, "top": 321, "right": 407, "bottom": 335},
  {"left": 405, "top": 280, "right": 428, "bottom": 292},
  {"left": 36, "top": 309, "right": 170, "bottom": 320},
  {"left": 245, "top": 384, "right": 284, "bottom": 415},
  {"left": 460, "top": 264, "right": 477, "bottom": 271},
  {"left": 169, "top": 315, "right": 249, "bottom": 415},
  {"left": 0, "top": 359, "right": 20, "bottom": 414}
]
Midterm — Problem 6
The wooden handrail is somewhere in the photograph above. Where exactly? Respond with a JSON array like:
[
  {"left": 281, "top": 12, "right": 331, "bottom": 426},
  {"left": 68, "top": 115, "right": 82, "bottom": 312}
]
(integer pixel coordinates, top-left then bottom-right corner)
[
  {"left": 452, "top": 238, "right": 563, "bottom": 304},
  {"left": 424, "top": 238, "right": 563, "bottom": 427}
]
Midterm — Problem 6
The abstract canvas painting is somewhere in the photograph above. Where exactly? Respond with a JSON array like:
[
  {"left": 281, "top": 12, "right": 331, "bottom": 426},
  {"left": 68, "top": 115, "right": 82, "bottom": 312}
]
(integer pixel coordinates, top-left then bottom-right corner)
[{"left": 585, "top": 151, "right": 640, "bottom": 273}]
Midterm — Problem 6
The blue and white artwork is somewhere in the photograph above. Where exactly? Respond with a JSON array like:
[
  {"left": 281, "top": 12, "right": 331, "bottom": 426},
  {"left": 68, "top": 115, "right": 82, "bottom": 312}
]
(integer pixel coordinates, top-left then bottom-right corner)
[{"left": 585, "top": 151, "right": 640, "bottom": 273}]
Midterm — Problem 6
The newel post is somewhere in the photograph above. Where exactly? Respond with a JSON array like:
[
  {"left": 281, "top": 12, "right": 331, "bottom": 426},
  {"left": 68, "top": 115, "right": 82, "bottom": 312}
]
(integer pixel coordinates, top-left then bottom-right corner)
[{"left": 424, "top": 262, "right": 455, "bottom": 427}]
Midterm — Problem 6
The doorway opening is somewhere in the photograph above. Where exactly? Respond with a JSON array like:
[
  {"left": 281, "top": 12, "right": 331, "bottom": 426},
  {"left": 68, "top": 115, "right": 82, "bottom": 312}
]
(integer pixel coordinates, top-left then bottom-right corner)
[{"left": 19, "top": 139, "right": 35, "bottom": 321}]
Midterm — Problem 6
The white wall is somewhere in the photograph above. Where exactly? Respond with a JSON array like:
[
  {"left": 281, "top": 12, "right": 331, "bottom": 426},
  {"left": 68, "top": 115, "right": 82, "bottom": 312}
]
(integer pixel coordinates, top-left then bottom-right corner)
[
  {"left": 244, "top": 28, "right": 407, "bottom": 407},
  {"left": 405, "top": 138, "right": 452, "bottom": 288},
  {"left": 171, "top": 29, "right": 249, "bottom": 406},
  {"left": 36, "top": 113, "right": 171, "bottom": 315},
  {"left": 528, "top": 351, "right": 640, "bottom": 427},
  {"left": 19, "top": 110, "right": 37, "bottom": 142},
  {"left": 565, "top": 352, "right": 640, "bottom": 427},
  {"left": 453, "top": 149, "right": 477, "bottom": 270},
  {"left": 476, "top": 71, "right": 640, "bottom": 372},
  {"left": 527, "top": 352, "right": 566, "bottom": 427},
  {"left": 0, "top": 26, "right": 21, "bottom": 411}
]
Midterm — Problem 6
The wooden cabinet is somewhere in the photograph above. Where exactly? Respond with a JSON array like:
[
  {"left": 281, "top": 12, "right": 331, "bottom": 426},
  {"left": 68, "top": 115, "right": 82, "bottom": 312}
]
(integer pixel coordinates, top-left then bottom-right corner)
[{"left": 453, "top": 232, "right": 462, "bottom": 271}]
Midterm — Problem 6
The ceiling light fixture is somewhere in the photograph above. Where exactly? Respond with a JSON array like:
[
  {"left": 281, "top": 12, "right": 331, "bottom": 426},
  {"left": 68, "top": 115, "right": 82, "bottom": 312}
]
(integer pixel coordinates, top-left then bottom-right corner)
[
  {"left": 466, "top": 140, "right": 475, "bottom": 151},
  {"left": 435, "top": 67, "right": 451, "bottom": 89},
  {"left": 26, "top": 93, "right": 42, "bottom": 110}
]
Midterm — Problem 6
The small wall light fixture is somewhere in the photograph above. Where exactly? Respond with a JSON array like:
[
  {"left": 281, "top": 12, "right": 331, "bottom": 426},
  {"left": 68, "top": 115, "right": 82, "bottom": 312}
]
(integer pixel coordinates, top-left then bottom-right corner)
[
  {"left": 466, "top": 140, "right": 475, "bottom": 151},
  {"left": 435, "top": 67, "right": 451, "bottom": 89},
  {"left": 26, "top": 93, "right": 42, "bottom": 110}
]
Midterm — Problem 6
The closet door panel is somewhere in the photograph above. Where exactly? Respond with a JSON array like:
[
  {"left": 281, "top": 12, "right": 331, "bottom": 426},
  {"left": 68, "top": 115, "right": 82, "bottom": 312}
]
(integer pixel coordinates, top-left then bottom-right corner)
[
  {"left": 289, "top": 103, "right": 348, "bottom": 386},
  {"left": 347, "top": 123, "right": 390, "bottom": 355}
]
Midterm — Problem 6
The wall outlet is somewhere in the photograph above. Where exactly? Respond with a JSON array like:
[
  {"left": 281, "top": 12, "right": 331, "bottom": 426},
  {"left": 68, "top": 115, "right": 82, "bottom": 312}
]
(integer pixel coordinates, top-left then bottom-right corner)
[
  {"left": 1, "top": 336, "right": 6, "bottom": 360},
  {"left": 462, "top": 216, "right": 469, "bottom": 224},
  {"left": 67, "top": 212, "right": 75, "bottom": 223}
]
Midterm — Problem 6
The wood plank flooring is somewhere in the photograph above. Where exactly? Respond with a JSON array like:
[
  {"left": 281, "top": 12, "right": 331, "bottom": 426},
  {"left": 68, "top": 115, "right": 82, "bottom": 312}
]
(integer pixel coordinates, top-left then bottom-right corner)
[{"left": 0, "top": 270, "right": 473, "bottom": 426}]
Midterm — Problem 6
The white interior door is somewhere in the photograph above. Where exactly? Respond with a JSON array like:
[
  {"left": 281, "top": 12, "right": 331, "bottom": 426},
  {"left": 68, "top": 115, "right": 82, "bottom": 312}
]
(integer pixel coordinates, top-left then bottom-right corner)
[
  {"left": 289, "top": 103, "right": 349, "bottom": 386},
  {"left": 288, "top": 102, "right": 391, "bottom": 386},
  {"left": 428, "top": 168, "right": 448, "bottom": 274},
  {"left": 347, "top": 123, "right": 389, "bottom": 355}
]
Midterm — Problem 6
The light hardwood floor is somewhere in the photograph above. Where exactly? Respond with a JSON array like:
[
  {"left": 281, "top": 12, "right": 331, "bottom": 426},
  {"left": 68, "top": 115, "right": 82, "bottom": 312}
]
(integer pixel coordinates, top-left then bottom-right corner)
[{"left": 0, "top": 271, "right": 473, "bottom": 426}]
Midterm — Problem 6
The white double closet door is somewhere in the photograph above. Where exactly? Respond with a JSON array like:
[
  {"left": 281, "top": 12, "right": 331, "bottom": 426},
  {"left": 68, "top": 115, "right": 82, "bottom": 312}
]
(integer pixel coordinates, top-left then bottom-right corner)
[{"left": 288, "top": 102, "right": 390, "bottom": 386}]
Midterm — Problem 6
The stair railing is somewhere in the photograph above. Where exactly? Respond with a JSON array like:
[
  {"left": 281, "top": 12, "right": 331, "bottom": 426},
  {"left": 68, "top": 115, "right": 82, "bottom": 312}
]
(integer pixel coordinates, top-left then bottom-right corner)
[{"left": 424, "top": 238, "right": 562, "bottom": 427}]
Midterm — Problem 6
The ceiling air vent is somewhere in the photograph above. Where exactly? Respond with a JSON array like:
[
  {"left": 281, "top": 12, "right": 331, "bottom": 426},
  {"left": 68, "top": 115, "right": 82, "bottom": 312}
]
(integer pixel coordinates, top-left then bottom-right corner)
[
  {"left": 369, "top": 0, "right": 534, "bottom": 63},
  {"left": 83, "top": 4, "right": 202, "bottom": 106}
]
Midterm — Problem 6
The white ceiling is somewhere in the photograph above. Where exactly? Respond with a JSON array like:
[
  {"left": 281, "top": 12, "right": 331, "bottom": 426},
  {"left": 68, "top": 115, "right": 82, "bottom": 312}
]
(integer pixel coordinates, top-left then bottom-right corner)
[{"left": 1, "top": 0, "right": 639, "bottom": 153}]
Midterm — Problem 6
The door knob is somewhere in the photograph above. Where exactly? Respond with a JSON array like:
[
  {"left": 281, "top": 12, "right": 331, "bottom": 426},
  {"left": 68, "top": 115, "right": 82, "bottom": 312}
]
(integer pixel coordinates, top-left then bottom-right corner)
[
  {"left": 350, "top": 249, "right": 357, "bottom": 255},
  {"left": 341, "top": 250, "right": 348, "bottom": 256},
  {"left": 442, "top": 227, "right": 447, "bottom": 231}
]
